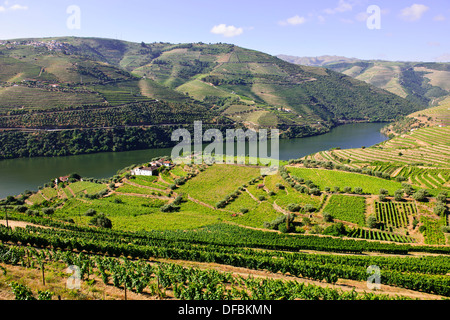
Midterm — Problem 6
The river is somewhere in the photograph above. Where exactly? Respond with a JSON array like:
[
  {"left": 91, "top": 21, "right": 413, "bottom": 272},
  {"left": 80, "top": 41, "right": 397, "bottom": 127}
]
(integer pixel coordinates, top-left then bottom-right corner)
[{"left": 0, "top": 122, "right": 388, "bottom": 199}]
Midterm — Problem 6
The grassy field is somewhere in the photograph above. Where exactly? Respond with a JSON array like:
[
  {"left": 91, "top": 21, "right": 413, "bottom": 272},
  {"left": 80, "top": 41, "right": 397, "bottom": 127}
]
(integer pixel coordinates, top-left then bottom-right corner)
[
  {"left": 0, "top": 86, "right": 104, "bottom": 111},
  {"left": 287, "top": 167, "right": 404, "bottom": 195},
  {"left": 323, "top": 195, "right": 366, "bottom": 226},
  {"left": 176, "top": 164, "right": 262, "bottom": 206}
]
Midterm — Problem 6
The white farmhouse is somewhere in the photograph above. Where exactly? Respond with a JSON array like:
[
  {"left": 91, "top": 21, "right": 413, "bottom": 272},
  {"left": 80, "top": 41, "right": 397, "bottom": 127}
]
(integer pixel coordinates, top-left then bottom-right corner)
[{"left": 132, "top": 166, "right": 159, "bottom": 176}]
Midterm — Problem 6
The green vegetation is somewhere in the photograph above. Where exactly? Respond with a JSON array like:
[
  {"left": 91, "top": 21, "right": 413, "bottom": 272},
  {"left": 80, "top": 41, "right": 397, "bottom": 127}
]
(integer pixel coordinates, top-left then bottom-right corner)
[
  {"left": 0, "top": 37, "right": 423, "bottom": 160},
  {"left": 287, "top": 167, "right": 404, "bottom": 195},
  {"left": 323, "top": 195, "right": 366, "bottom": 226}
]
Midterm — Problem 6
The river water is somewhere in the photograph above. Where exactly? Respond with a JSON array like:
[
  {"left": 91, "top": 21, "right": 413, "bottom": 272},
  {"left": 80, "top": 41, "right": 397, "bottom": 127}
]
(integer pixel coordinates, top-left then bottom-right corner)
[{"left": 0, "top": 122, "right": 388, "bottom": 199}]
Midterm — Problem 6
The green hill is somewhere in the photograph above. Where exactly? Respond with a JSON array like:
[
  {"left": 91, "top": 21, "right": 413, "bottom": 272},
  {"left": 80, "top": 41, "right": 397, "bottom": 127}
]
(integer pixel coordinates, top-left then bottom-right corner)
[
  {"left": 277, "top": 54, "right": 450, "bottom": 107},
  {"left": 0, "top": 37, "right": 424, "bottom": 159}
]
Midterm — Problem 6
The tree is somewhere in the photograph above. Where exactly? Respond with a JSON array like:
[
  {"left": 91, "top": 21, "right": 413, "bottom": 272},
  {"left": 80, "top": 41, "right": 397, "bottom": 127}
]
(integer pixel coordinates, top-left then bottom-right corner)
[
  {"left": 367, "top": 215, "right": 378, "bottom": 229},
  {"left": 309, "top": 188, "right": 321, "bottom": 196},
  {"left": 394, "top": 189, "right": 404, "bottom": 202},
  {"left": 287, "top": 203, "right": 301, "bottom": 212},
  {"left": 90, "top": 214, "right": 112, "bottom": 229},
  {"left": 84, "top": 209, "right": 97, "bottom": 216},
  {"left": 434, "top": 204, "right": 447, "bottom": 216},
  {"left": 42, "top": 208, "right": 55, "bottom": 216},
  {"left": 412, "top": 189, "right": 428, "bottom": 202},
  {"left": 437, "top": 192, "right": 448, "bottom": 203},
  {"left": 323, "top": 212, "right": 334, "bottom": 222}
]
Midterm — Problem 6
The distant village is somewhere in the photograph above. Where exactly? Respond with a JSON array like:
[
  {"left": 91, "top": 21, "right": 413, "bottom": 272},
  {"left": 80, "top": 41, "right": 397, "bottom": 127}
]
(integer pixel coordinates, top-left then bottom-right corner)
[{"left": 0, "top": 39, "right": 68, "bottom": 51}]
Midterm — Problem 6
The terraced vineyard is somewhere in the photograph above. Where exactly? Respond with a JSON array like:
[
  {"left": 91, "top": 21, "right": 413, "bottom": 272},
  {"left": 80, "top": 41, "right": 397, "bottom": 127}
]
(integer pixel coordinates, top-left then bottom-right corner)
[
  {"left": 375, "top": 201, "right": 416, "bottom": 229},
  {"left": 347, "top": 228, "right": 414, "bottom": 244}
]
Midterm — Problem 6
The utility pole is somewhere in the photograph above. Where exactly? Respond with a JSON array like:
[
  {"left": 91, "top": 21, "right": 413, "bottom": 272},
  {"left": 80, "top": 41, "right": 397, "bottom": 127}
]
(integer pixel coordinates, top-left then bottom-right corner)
[{"left": 3, "top": 205, "right": 8, "bottom": 229}]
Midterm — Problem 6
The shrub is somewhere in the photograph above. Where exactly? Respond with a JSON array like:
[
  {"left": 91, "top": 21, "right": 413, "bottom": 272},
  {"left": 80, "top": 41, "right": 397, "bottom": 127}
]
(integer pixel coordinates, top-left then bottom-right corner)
[
  {"left": 441, "top": 226, "right": 450, "bottom": 233},
  {"left": 215, "top": 201, "right": 227, "bottom": 209},
  {"left": 394, "top": 190, "right": 404, "bottom": 202},
  {"left": 258, "top": 195, "right": 266, "bottom": 201},
  {"left": 412, "top": 189, "right": 428, "bottom": 202},
  {"left": 323, "top": 212, "right": 334, "bottom": 222},
  {"left": 379, "top": 189, "right": 389, "bottom": 195},
  {"left": 240, "top": 208, "right": 249, "bottom": 214},
  {"left": 343, "top": 187, "right": 352, "bottom": 194},
  {"left": 26, "top": 209, "right": 39, "bottom": 217},
  {"left": 9, "top": 282, "right": 35, "bottom": 300},
  {"left": 16, "top": 206, "right": 28, "bottom": 213},
  {"left": 84, "top": 209, "right": 97, "bottom": 217},
  {"left": 354, "top": 187, "right": 363, "bottom": 195},
  {"left": 303, "top": 204, "right": 316, "bottom": 213},
  {"left": 264, "top": 215, "right": 293, "bottom": 230},
  {"left": 378, "top": 194, "right": 387, "bottom": 202},
  {"left": 309, "top": 188, "right": 321, "bottom": 196},
  {"left": 278, "top": 223, "right": 289, "bottom": 233},
  {"left": 173, "top": 195, "right": 184, "bottom": 206},
  {"left": 437, "top": 192, "right": 448, "bottom": 203},
  {"left": 302, "top": 217, "right": 311, "bottom": 226},
  {"left": 323, "top": 223, "right": 347, "bottom": 237},
  {"left": 434, "top": 204, "right": 447, "bottom": 216},
  {"left": 367, "top": 215, "right": 378, "bottom": 229},
  {"left": 287, "top": 203, "right": 301, "bottom": 212},
  {"left": 42, "top": 208, "right": 55, "bottom": 216},
  {"left": 89, "top": 214, "right": 112, "bottom": 229},
  {"left": 160, "top": 204, "right": 181, "bottom": 213}
]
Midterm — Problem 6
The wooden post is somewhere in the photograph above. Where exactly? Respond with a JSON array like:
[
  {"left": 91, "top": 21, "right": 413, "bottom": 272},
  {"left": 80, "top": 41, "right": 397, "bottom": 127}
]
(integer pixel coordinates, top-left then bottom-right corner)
[
  {"left": 3, "top": 205, "right": 8, "bottom": 229},
  {"left": 41, "top": 262, "right": 45, "bottom": 286},
  {"left": 286, "top": 212, "right": 290, "bottom": 232},
  {"left": 124, "top": 285, "right": 127, "bottom": 300}
]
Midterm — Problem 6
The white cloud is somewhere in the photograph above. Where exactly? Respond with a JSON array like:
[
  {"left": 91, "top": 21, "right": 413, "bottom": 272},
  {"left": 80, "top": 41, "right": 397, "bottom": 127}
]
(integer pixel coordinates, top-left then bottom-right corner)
[
  {"left": 210, "top": 24, "right": 244, "bottom": 38},
  {"left": 433, "top": 14, "right": 446, "bottom": 21},
  {"left": 9, "top": 4, "right": 27, "bottom": 10},
  {"left": 324, "top": 0, "right": 353, "bottom": 14},
  {"left": 399, "top": 4, "right": 429, "bottom": 21},
  {"left": 317, "top": 15, "right": 326, "bottom": 23},
  {"left": 0, "top": 3, "right": 28, "bottom": 13},
  {"left": 279, "top": 15, "right": 307, "bottom": 26}
]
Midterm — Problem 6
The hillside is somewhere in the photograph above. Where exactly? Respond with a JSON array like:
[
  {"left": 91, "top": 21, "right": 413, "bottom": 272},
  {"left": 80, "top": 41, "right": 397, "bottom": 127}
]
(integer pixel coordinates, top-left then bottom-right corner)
[
  {"left": 302, "top": 98, "right": 450, "bottom": 198},
  {"left": 0, "top": 154, "right": 449, "bottom": 300},
  {"left": 277, "top": 54, "right": 360, "bottom": 67},
  {"left": 278, "top": 54, "right": 450, "bottom": 107},
  {"left": 0, "top": 37, "right": 424, "bottom": 159}
]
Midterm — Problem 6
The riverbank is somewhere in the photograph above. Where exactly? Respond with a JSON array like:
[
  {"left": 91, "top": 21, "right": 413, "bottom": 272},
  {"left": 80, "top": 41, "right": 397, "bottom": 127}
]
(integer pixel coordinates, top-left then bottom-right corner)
[{"left": 0, "top": 122, "right": 389, "bottom": 200}]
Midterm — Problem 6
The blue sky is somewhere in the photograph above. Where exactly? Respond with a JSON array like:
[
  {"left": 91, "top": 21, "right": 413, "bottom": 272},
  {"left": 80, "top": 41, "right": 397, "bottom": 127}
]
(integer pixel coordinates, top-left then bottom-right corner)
[{"left": 0, "top": 0, "right": 449, "bottom": 62}]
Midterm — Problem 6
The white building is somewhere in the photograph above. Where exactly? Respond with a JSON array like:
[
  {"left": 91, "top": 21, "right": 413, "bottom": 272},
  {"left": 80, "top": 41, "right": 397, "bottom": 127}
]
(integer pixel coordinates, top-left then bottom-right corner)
[{"left": 132, "top": 166, "right": 159, "bottom": 176}]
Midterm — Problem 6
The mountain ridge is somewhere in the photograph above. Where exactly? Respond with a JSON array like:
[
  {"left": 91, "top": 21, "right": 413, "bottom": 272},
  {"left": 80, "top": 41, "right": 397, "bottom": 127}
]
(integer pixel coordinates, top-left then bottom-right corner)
[
  {"left": 0, "top": 36, "right": 425, "bottom": 159},
  {"left": 277, "top": 54, "right": 450, "bottom": 107}
]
